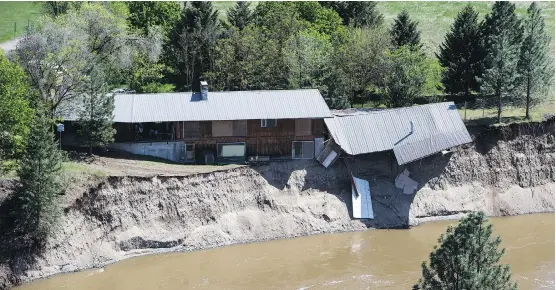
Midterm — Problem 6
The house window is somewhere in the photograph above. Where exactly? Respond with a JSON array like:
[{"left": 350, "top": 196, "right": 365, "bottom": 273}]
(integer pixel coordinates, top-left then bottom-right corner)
[
  {"left": 295, "top": 119, "right": 312, "bottom": 136},
  {"left": 292, "top": 141, "right": 315, "bottom": 159},
  {"left": 217, "top": 142, "right": 246, "bottom": 158},
  {"left": 261, "top": 119, "right": 277, "bottom": 128}
]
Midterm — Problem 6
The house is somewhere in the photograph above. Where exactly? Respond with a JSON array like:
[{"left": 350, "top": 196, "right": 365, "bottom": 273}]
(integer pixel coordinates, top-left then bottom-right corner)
[
  {"left": 60, "top": 82, "right": 332, "bottom": 164},
  {"left": 318, "top": 102, "right": 472, "bottom": 167}
]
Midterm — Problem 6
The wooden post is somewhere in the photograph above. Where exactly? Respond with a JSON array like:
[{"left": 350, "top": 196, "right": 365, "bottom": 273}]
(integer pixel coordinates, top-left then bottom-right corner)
[{"left": 464, "top": 101, "right": 467, "bottom": 121}]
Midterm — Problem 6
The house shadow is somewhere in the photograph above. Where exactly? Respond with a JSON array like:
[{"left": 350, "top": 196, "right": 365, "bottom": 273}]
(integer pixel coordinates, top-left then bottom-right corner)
[{"left": 250, "top": 151, "right": 452, "bottom": 230}]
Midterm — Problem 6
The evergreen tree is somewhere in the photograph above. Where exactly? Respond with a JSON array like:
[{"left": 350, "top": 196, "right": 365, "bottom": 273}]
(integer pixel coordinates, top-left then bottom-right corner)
[
  {"left": 437, "top": 5, "right": 485, "bottom": 98},
  {"left": 416, "top": 212, "right": 517, "bottom": 290},
  {"left": 227, "top": 1, "right": 253, "bottom": 31},
  {"left": 320, "top": 1, "right": 383, "bottom": 28},
  {"left": 481, "top": 1, "right": 523, "bottom": 123},
  {"left": 16, "top": 107, "right": 64, "bottom": 241},
  {"left": 166, "top": 2, "right": 221, "bottom": 91},
  {"left": 77, "top": 68, "right": 116, "bottom": 155},
  {"left": 391, "top": 10, "right": 421, "bottom": 50},
  {"left": 518, "top": 2, "right": 553, "bottom": 119}
]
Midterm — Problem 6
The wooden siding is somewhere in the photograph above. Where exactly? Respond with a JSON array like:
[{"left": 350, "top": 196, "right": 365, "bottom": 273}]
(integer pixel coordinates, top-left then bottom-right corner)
[{"left": 112, "top": 119, "right": 325, "bottom": 158}]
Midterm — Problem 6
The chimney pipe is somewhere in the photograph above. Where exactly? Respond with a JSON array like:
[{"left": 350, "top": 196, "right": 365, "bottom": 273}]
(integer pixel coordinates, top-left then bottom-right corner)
[{"left": 200, "top": 81, "right": 208, "bottom": 100}]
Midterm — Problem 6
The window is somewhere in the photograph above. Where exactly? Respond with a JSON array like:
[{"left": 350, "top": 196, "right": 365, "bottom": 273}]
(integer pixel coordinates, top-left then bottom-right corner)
[
  {"left": 218, "top": 143, "right": 246, "bottom": 158},
  {"left": 261, "top": 119, "right": 277, "bottom": 128},
  {"left": 212, "top": 121, "right": 233, "bottom": 137},
  {"left": 292, "top": 141, "right": 315, "bottom": 159},
  {"left": 295, "top": 119, "right": 312, "bottom": 136}
]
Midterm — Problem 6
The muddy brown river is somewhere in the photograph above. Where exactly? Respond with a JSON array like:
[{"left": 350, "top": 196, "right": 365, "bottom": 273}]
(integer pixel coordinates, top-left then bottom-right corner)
[{"left": 17, "top": 213, "right": 554, "bottom": 290}]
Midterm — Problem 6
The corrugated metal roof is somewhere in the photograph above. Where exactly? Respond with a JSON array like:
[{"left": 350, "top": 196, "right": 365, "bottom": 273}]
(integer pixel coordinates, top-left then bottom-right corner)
[
  {"left": 324, "top": 102, "right": 472, "bottom": 165},
  {"left": 60, "top": 89, "right": 332, "bottom": 122}
]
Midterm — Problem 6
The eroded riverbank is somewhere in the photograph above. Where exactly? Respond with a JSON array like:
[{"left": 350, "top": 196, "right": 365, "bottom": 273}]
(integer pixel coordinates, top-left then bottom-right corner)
[
  {"left": 0, "top": 120, "right": 554, "bottom": 289},
  {"left": 16, "top": 213, "right": 555, "bottom": 290}
]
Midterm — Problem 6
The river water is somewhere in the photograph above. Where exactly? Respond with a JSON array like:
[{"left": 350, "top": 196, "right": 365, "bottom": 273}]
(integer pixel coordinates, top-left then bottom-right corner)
[{"left": 17, "top": 213, "right": 554, "bottom": 290}]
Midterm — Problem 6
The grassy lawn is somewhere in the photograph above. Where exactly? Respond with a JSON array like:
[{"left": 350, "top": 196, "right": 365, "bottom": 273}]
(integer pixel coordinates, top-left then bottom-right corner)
[
  {"left": 0, "top": 2, "right": 43, "bottom": 42},
  {"left": 458, "top": 101, "right": 555, "bottom": 126},
  {"left": 377, "top": 1, "right": 555, "bottom": 56}
]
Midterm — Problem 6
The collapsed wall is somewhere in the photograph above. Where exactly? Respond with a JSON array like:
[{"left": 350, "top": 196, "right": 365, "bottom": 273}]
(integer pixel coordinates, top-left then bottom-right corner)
[{"left": 2, "top": 119, "right": 554, "bottom": 287}]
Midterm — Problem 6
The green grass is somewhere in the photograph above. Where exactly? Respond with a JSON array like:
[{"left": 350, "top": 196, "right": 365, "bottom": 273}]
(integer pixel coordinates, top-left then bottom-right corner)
[
  {"left": 0, "top": 2, "right": 44, "bottom": 42},
  {"left": 458, "top": 100, "right": 555, "bottom": 126},
  {"left": 61, "top": 162, "right": 106, "bottom": 177},
  {"left": 377, "top": 1, "right": 555, "bottom": 56}
]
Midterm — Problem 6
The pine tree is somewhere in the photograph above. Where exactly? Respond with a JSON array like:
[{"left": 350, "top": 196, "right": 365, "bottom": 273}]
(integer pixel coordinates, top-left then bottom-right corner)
[
  {"left": 391, "top": 10, "right": 421, "bottom": 50},
  {"left": 227, "top": 1, "right": 253, "bottom": 30},
  {"left": 481, "top": 1, "right": 523, "bottom": 123},
  {"left": 518, "top": 2, "right": 553, "bottom": 120},
  {"left": 416, "top": 212, "right": 517, "bottom": 290},
  {"left": 320, "top": 1, "right": 383, "bottom": 28},
  {"left": 77, "top": 68, "right": 116, "bottom": 155},
  {"left": 166, "top": 2, "right": 221, "bottom": 91},
  {"left": 437, "top": 5, "right": 485, "bottom": 98},
  {"left": 16, "top": 107, "right": 64, "bottom": 241}
]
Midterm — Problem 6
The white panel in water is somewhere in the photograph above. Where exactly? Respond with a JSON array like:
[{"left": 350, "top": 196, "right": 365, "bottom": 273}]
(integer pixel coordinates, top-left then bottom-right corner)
[{"left": 351, "top": 177, "right": 374, "bottom": 219}]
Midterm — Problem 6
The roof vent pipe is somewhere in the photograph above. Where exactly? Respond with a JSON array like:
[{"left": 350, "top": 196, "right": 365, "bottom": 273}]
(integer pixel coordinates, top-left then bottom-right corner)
[
  {"left": 200, "top": 81, "right": 208, "bottom": 100},
  {"left": 410, "top": 121, "right": 414, "bottom": 134}
]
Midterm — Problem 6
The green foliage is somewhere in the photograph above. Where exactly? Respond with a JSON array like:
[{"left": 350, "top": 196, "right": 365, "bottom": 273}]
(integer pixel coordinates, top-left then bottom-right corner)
[
  {"left": 383, "top": 46, "right": 430, "bottom": 107},
  {"left": 211, "top": 25, "right": 276, "bottom": 91},
  {"left": 43, "top": 1, "right": 82, "bottom": 18},
  {"left": 166, "top": 1, "right": 221, "bottom": 91},
  {"left": 437, "top": 5, "right": 485, "bottom": 97},
  {"left": 422, "top": 58, "right": 445, "bottom": 99},
  {"left": 130, "top": 52, "right": 174, "bottom": 93},
  {"left": 481, "top": 1, "right": 523, "bottom": 123},
  {"left": 0, "top": 51, "right": 34, "bottom": 173},
  {"left": 320, "top": 1, "right": 383, "bottom": 28},
  {"left": 286, "top": 29, "right": 333, "bottom": 90},
  {"left": 16, "top": 2, "right": 162, "bottom": 114},
  {"left": 416, "top": 212, "right": 517, "bottom": 290},
  {"left": 15, "top": 107, "right": 64, "bottom": 241},
  {"left": 127, "top": 1, "right": 181, "bottom": 37},
  {"left": 518, "top": 2, "right": 553, "bottom": 119},
  {"left": 391, "top": 10, "right": 422, "bottom": 50},
  {"left": 77, "top": 68, "right": 116, "bottom": 155},
  {"left": 331, "top": 27, "right": 391, "bottom": 106},
  {"left": 226, "top": 1, "right": 253, "bottom": 30}
]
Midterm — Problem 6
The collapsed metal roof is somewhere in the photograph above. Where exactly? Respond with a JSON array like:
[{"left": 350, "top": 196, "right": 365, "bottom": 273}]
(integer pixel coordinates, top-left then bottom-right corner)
[
  {"left": 60, "top": 89, "right": 332, "bottom": 122},
  {"left": 324, "top": 102, "right": 472, "bottom": 165}
]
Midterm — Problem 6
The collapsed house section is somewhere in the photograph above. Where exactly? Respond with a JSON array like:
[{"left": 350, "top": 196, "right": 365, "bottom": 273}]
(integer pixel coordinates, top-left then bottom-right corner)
[
  {"left": 319, "top": 102, "right": 472, "bottom": 218},
  {"left": 319, "top": 102, "right": 472, "bottom": 167}
]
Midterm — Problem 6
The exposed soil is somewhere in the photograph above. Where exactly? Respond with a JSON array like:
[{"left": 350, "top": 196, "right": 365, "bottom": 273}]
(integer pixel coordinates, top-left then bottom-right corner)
[{"left": 1, "top": 119, "right": 554, "bottom": 289}]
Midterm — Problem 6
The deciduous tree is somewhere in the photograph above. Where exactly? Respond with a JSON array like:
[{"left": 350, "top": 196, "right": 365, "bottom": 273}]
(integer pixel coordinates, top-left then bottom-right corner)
[
  {"left": 0, "top": 51, "right": 34, "bottom": 174},
  {"left": 518, "top": 2, "right": 553, "bottom": 119},
  {"left": 416, "top": 212, "right": 517, "bottom": 290},
  {"left": 382, "top": 46, "right": 429, "bottom": 107},
  {"left": 127, "top": 1, "right": 181, "bottom": 37}
]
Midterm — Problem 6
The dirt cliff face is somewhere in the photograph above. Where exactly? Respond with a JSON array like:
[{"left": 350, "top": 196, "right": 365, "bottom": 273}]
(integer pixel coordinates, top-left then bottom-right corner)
[{"left": 3, "top": 120, "right": 555, "bottom": 287}]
